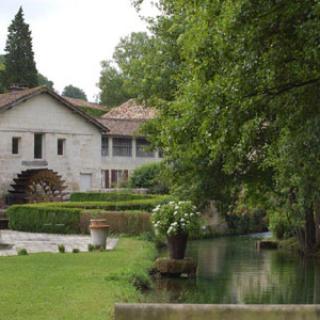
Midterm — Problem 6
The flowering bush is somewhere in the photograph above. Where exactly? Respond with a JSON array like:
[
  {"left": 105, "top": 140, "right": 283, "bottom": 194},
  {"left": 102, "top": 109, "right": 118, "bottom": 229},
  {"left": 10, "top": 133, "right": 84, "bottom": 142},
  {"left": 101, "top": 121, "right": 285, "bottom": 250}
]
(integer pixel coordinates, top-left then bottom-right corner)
[{"left": 151, "top": 201, "right": 201, "bottom": 237}]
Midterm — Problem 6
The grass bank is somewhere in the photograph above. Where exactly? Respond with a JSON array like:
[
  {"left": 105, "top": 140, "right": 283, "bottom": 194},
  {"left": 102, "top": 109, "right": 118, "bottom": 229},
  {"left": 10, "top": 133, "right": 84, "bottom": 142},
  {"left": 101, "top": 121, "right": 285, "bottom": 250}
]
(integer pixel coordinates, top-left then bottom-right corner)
[{"left": 0, "top": 238, "right": 156, "bottom": 320}]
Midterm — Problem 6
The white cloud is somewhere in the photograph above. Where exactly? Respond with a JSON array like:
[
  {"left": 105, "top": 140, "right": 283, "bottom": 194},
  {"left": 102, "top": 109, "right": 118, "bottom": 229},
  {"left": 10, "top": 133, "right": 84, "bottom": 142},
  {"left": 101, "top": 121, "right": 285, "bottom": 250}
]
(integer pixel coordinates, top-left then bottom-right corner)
[{"left": 0, "top": 0, "right": 157, "bottom": 101}]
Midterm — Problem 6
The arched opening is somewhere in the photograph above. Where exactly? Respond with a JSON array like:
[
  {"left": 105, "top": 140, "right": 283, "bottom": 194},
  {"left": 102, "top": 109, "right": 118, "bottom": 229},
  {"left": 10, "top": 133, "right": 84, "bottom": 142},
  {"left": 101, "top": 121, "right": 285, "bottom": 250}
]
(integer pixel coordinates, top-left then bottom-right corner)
[{"left": 7, "top": 169, "right": 67, "bottom": 204}]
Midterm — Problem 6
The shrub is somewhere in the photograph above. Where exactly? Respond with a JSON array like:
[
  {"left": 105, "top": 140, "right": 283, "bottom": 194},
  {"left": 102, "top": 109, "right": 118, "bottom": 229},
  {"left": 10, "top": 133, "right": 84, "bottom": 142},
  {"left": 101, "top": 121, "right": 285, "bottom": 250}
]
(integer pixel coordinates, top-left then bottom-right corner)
[
  {"left": 58, "top": 244, "right": 65, "bottom": 253},
  {"left": 6, "top": 195, "right": 169, "bottom": 235},
  {"left": 225, "top": 208, "right": 268, "bottom": 235},
  {"left": 129, "top": 163, "right": 169, "bottom": 194},
  {"left": 17, "top": 248, "right": 28, "bottom": 256},
  {"left": 41, "top": 196, "right": 172, "bottom": 212},
  {"left": 152, "top": 201, "right": 201, "bottom": 237},
  {"left": 268, "top": 211, "right": 295, "bottom": 240},
  {"left": 72, "top": 248, "right": 80, "bottom": 253},
  {"left": 7, "top": 205, "right": 81, "bottom": 234},
  {"left": 70, "top": 191, "right": 154, "bottom": 202},
  {"left": 88, "top": 244, "right": 95, "bottom": 252},
  {"left": 80, "top": 210, "right": 152, "bottom": 235}
]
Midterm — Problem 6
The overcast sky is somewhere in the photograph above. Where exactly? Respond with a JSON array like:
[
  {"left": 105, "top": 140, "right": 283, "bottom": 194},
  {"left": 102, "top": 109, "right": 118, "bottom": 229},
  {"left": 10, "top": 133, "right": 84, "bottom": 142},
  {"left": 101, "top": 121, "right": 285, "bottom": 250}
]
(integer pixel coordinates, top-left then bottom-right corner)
[{"left": 0, "top": 0, "right": 157, "bottom": 101}]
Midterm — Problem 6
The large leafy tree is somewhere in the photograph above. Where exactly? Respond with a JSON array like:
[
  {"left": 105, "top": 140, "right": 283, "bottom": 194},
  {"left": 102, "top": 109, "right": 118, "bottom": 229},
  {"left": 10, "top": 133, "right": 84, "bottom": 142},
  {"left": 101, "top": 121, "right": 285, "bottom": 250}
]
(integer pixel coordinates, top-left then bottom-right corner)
[
  {"left": 99, "top": 29, "right": 181, "bottom": 107},
  {"left": 4, "top": 7, "right": 38, "bottom": 88},
  {"left": 134, "top": 0, "right": 320, "bottom": 253},
  {"left": 62, "top": 85, "right": 87, "bottom": 101},
  {"left": 98, "top": 60, "right": 132, "bottom": 107}
]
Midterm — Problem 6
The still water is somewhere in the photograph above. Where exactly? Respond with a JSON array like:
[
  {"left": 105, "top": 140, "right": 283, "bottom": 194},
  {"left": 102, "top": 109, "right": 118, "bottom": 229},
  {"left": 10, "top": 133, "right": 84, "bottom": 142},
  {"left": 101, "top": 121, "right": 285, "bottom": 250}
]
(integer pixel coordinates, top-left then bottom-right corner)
[{"left": 153, "top": 233, "right": 320, "bottom": 304}]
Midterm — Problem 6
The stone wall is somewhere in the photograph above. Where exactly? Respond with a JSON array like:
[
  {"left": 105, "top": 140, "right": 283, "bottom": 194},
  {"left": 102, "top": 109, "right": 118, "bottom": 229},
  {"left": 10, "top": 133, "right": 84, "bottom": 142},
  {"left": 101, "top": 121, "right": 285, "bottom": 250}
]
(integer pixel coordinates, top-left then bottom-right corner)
[
  {"left": 0, "top": 93, "right": 102, "bottom": 196},
  {"left": 0, "top": 93, "right": 162, "bottom": 198},
  {"left": 115, "top": 304, "right": 320, "bottom": 320}
]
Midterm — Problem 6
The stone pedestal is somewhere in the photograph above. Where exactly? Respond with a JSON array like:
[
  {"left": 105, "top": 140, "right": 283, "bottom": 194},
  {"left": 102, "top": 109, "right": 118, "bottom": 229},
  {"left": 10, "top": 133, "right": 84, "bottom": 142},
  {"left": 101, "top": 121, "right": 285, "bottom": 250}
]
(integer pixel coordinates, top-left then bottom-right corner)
[
  {"left": 89, "top": 219, "right": 109, "bottom": 249},
  {"left": 154, "top": 257, "right": 197, "bottom": 278}
]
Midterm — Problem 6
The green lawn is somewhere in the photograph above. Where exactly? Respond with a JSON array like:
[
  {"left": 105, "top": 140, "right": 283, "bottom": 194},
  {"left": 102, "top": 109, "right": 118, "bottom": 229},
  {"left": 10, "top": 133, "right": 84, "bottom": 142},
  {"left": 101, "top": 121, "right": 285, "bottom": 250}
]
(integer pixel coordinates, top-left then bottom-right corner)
[{"left": 0, "top": 238, "right": 156, "bottom": 320}]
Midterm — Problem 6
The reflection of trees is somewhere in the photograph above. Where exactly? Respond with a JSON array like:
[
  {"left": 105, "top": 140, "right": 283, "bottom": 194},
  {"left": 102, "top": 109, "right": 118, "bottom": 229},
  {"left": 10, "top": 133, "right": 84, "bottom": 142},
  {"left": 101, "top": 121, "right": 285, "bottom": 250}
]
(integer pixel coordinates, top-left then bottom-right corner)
[
  {"left": 152, "top": 236, "right": 320, "bottom": 304},
  {"left": 242, "top": 253, "right": 320, "bottom": 303}
]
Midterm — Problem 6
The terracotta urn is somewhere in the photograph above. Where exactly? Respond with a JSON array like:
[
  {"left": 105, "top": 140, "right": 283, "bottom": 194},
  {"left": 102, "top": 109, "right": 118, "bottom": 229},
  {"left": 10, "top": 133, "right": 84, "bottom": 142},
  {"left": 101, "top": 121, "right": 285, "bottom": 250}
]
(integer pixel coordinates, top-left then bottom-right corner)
[{"left": 89, "top": 219, "right": 110, "bottom": 249}]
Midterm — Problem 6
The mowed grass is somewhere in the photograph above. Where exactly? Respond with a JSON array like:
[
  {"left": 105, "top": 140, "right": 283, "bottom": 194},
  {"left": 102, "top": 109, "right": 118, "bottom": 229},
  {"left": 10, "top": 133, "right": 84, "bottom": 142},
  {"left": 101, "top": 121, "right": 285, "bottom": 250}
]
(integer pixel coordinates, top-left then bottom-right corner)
[{"left": 0, "top": 238, "right": 156, "bottom": 320}]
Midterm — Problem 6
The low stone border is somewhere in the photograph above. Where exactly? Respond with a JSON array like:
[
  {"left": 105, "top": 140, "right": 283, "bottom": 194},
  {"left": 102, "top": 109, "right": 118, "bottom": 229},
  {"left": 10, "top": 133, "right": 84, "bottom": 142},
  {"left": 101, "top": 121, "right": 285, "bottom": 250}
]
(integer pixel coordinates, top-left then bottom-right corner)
[
  {"left": 115, "top": 304, "right": 320, "bottom": 320},
  {"left": 0, "top": 230, "right": 118, "bottom": 256}
]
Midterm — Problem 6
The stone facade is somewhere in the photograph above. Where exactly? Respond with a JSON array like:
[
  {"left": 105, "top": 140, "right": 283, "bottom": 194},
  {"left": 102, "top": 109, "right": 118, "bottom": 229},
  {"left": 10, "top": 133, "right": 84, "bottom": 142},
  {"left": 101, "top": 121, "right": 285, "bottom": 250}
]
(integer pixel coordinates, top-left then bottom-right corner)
[{"left": 0, "top": 90, "right": 161, "bottom": 198}]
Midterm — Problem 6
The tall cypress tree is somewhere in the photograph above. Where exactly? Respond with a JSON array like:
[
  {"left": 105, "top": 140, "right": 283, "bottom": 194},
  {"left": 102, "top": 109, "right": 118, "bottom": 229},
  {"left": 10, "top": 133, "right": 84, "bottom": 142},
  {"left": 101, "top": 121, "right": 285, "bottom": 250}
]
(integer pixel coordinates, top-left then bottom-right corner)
[{"left": 4, "top": 7, "right": 38, "bottom": 88}]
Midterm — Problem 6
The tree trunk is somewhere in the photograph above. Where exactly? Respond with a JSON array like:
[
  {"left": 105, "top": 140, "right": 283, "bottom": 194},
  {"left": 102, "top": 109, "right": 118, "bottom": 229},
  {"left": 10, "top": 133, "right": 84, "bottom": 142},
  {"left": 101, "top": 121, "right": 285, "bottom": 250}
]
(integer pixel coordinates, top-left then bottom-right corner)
[
  {"left": 314, "top": 202, "right": 320, "bottom": 248},
  {"left": 304, "top": 206, "right": 316, "bottom": 253}
]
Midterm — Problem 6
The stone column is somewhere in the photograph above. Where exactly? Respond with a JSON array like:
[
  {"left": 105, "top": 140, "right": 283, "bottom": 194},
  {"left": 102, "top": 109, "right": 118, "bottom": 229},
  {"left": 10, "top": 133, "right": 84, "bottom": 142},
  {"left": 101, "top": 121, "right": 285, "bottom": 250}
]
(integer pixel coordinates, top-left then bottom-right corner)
[{"left": 132, "top": 138, "right": 136, "bottom": 159}]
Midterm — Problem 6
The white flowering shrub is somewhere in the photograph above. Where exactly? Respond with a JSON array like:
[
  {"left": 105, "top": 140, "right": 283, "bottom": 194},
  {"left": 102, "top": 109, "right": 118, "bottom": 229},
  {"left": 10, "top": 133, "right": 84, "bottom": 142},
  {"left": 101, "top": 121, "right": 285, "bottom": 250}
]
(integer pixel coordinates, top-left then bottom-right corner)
[{"left": 151, "top": 201, "right": 201, "bottom": 237}]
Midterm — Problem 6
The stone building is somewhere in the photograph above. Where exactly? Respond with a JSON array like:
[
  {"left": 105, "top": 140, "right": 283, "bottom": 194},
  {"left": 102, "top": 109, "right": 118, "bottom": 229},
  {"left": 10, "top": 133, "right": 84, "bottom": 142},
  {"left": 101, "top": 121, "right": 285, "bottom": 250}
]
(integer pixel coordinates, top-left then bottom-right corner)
[{"left": 0, "top": 86, "right": 160, "bottom": 200}]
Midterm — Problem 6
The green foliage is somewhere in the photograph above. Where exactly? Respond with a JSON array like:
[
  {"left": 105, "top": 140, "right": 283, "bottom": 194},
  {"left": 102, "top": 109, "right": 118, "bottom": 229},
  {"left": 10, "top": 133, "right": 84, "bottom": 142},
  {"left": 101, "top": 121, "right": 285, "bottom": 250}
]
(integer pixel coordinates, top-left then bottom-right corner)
[
  {"left": 0, "top": 55, "right": 5, "bottom": 93},
  {"left": 268, "top": 211, "right": 297, "bottom": 240},
  {"left": 7, "top": 205, "right": 81, "bottom": 234},
  {"left": 37, "top": 73, "right": 54, "bottom": 90},
  {"left": 4, "top": 7, "right": 38, "bottom": 88},
  {"left": 58, "top": 244, "right": 65, "bottom": 253},
  {"left": 225, "top": 208, "right": 267, "bottom": 235},
  {"left": 70, "top": 191, "right": 154, "bottom": 202},
  {"left": 78, "top": 106, "right": 106, "bottom": 117},
  {"left": 72, "top": 248, "right": 80, "bottom": 254},
  {"left": 80, "top": 210, "right": 152, "bottom": 235},
  {"left": 151, "top": 201, "right": 201, "bottom": 237},
  {"left": 7, "top": 193, "right": 171, "bottom": 235},
  {"left": 132, "top": 0, "right": 320, "bottom": 253},
  {"left": 103, "top": 239, "right": 156, "bottom": 291},
  {"left": 17, "top": 248, "right": 28, "bottom": 256},
  {"left": 99, "top": 30, "right": 180, "bottom": 106},
  {"left": 45, "top": 196, "right": 172, "bottom": 212},
  {"left": 129, "top": 162, "right": 169, "bottom": 194},
  {"left": 98, "top": 60, "right": 133, "bottom": 107},
  {"left": 88, "top": 244, "right": 95, "bottom": 252},
  {"left": 62, "top": 84, "right": 87, "bottom": 100}
]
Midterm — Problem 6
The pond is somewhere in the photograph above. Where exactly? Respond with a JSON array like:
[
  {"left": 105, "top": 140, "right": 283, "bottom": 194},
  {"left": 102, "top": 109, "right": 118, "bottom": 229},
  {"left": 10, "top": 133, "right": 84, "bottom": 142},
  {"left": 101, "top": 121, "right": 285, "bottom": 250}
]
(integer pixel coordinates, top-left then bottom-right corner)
[{"left": 151, "top": 233, "right": 320, "bottom": 304}]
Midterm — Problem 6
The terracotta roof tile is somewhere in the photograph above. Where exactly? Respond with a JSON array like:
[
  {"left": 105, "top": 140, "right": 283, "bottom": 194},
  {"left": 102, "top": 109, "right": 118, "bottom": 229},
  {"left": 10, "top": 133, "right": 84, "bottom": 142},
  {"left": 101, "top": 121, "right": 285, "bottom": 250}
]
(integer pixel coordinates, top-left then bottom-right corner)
[
  {"left": 0, "top": 86, "right": 44, "bottom": 110},
  {"left": 97, "top": 118, "right": 145, "bottom": 136},
  {"left": 102, "top": 99, "right": 157, "bottom": 120}
]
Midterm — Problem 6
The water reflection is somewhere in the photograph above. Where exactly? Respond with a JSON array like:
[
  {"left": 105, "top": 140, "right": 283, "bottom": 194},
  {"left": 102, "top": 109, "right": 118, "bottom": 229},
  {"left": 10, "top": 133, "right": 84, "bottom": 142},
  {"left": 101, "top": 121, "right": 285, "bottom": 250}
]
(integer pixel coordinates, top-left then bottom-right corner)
[{"left": 152, "top": 233, "right": 320, "bottom": 304}]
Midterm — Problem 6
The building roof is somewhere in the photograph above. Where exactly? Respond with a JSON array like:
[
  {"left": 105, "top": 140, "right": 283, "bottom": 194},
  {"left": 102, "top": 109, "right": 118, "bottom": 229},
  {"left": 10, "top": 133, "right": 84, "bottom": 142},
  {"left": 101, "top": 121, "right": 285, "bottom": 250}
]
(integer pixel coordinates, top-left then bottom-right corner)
[
  {"left": 102, "top": 99, "right": 157, "bottom": 120},
  {"left": 0, "top": 86, "right": 108, "bottom": 132},
  {"left": 98, "top": 99, "right": 157, "bottom": 136},
  {"left": 64, "top": 97, "right": 108, "bottom": 111},
  {"left": 97, "top": 118, "right": 145, "bottom": 137}
]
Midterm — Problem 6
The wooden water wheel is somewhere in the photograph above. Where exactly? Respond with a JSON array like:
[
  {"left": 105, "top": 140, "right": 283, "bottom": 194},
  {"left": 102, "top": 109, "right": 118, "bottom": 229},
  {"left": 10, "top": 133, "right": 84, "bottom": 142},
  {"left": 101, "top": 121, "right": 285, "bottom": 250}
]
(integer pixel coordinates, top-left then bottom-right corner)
[{"left": 8, "top": 169, "right": 67, "bottom": 204}]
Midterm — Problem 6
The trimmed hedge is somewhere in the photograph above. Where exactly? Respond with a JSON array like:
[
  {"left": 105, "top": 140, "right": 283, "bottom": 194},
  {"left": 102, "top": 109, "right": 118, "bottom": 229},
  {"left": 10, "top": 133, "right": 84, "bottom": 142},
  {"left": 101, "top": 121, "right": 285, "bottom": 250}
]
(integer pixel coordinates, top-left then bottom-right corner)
[
  {"left": 80, "top": 210, "right": 152, "bottom": 235},
  {"left": 37, "top": 196, "right": 172, "bottom": 212},
  {"left": 7, "top": 205, "right": 152, "bottom": 236},
  {"left": 6, "top": 194, "right": 172, "bottom": 234},
  {"left": 7, "top": 205, "right": 81, "bottom": 234},
  {"left": 70, "top": 192, "right": 154, "bottom": 202}
]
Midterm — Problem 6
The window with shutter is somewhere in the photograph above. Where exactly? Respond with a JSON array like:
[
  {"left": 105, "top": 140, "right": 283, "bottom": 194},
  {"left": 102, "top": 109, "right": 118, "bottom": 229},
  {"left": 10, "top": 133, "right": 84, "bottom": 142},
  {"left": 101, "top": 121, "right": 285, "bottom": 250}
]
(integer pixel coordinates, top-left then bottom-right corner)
[
  {"left": 110, "top": 169, "right": 129, "bottom": 188},
  {"left": 101, "top": 136, "right": 108, "bottom": 156},
  {"left": 12, "top": 137, "right": 20, "bottom": 155},
  {"left": 112, "top": 138, "right": 132, "bottom": 157},
  {"left": 136, "top": 138, "right": 154, "bottom": 158}
]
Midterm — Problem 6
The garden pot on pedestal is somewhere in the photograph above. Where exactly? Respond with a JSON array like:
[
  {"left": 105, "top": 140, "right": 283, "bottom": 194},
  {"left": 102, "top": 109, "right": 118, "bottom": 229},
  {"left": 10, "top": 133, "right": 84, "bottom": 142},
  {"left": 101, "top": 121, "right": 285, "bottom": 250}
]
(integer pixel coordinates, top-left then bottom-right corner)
[
  {"left": 89, "top": 219, "right": 110, "bottom": 249},
  {"left": 167, "top": 233, "right": 188, "bottom": 260}
]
